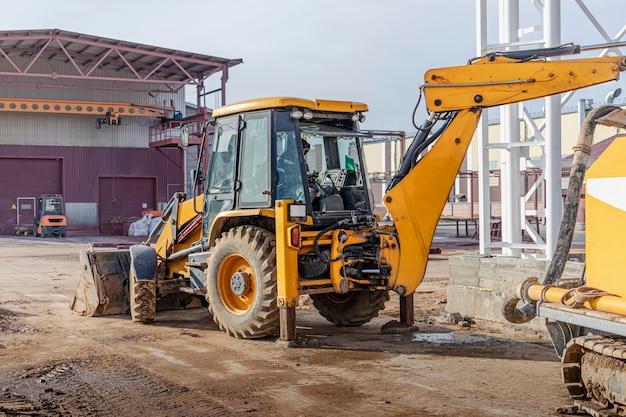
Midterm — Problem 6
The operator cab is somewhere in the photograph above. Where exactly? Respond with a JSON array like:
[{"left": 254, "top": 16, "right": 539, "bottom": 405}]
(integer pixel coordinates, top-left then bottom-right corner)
[{"left": 204, "top": 98, "right": 373, "bottom": 229}]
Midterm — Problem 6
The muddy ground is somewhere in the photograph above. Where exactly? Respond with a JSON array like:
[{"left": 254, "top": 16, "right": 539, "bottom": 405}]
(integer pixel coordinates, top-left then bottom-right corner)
[{"left": 0, "top": 234, "right": 572, "bottom": 417}]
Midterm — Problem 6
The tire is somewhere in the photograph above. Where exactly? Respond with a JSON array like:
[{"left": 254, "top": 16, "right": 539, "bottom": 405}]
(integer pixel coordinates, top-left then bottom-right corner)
[
  {"left": 206, "top": 226, "right": 278, "bottom": 339},
  {"left": 129, "top": 277, "right": 156, "bottom": 323},
  {"left": 310, "top": 290, "right": 390, "bottom": 326}
]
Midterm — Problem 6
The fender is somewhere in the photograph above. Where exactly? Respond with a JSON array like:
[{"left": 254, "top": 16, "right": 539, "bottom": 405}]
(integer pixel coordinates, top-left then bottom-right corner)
[{"left": 129, "top": 245, "right": 157, "bottom": 282}]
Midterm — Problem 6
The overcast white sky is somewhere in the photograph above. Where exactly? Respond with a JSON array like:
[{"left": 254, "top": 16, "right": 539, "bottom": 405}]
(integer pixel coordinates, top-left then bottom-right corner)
[{"left": 1, "top": 0, "right": 625, "bottom": 133}]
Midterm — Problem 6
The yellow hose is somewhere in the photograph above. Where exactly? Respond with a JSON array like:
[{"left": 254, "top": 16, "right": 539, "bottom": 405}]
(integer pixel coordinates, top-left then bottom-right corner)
[{"left": 526, "top": 283, "right": 626, "bottom": 316}]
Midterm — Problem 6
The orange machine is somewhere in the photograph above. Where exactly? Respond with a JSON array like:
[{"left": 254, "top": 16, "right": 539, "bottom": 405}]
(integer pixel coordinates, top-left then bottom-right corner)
[{"left": 33, "top": 194, "right": 67, "bottom": 237}]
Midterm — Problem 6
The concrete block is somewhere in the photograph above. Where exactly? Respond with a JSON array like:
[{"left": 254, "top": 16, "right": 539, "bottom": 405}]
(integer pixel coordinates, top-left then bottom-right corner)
[
  {"left": 447, "top": 285, "right": 479, "bottom": 317},
  {"left": 447, "top": 255, "right": 483, "bottom": 287},
  {"left": 448, "top": 254, "right": 585, "bottom": 333}
]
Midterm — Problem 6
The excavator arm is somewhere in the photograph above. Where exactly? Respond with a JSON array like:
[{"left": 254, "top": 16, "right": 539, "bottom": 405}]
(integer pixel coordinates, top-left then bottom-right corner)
[{"left": 385, "top": 48, "right": 626, "bottom": 295}]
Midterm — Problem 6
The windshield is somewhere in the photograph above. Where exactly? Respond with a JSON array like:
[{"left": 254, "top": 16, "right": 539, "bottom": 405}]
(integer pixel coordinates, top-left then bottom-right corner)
[
  {"left": 298, "top": 122, "right": 370, "bottom": 213},
  {"left": 300, "top": 123, "right": 364, "bottom": 188},
  {"left": 42, "top": 196, "right": 63, "bottom": 215}
]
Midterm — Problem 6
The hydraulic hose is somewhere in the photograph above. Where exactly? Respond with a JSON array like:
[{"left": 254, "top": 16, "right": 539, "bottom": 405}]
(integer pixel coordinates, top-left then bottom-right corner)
[{"left": 502, "top": 105, "right": 620, "bottom": 324}]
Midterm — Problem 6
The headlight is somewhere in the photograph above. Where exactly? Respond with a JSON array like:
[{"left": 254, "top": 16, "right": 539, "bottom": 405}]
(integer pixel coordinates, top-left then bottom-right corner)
[{"left": 288, "top": 203, "right": 307, "bottom": 222}]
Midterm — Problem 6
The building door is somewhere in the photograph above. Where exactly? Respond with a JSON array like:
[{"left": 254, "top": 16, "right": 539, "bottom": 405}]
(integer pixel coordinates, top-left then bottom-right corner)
[
  {"left": 98, "top": 177, "right": 158, "bottom": 222},
  {"left": 0, "top": 157, "right": 62, "bottom": 235},
  {"left": 16, "top": 197, "right": 36, "bottom": 234},
  {"left": 97, "top": 177, "right": 157, "bottom": 232}
]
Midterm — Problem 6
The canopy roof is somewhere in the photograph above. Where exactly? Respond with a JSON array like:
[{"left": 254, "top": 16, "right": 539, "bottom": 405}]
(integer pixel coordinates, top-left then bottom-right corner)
[{"left": 0, "top": 29, "right": 242, "bottom": 95}]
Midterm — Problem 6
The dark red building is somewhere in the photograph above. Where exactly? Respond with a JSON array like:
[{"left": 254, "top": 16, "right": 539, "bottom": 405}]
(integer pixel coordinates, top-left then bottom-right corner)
[{"left": 0, "top": 29, "right": 241, "bottom": 234}]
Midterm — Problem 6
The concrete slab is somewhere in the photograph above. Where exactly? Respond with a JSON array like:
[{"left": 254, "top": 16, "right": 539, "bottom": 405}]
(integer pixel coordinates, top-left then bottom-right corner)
[{"left": 448, "top": 255, "right": 585, "bottom": 332}]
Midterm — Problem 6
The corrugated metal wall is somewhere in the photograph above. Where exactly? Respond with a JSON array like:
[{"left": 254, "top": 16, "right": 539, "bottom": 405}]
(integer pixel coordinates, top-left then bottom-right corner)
[
  {"left": 0, "top": 112, "right": 154, "bottom": 148},
  {"left": 0, "top": 59, "right": 185, "bottom": 149},
  {"left": 0, "top": 59, "right": 190, "bottom": 234},
  {"left": 0, "top": 144, "right": 183, "bottom": 233},
  {"left": 66, "top": 203, "right": 97, "bottom": 229}
]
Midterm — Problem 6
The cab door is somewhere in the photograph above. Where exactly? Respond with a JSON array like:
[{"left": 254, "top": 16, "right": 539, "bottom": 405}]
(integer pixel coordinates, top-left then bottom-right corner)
[
  {"left": 202, "top": 116, "right": 238, "bottom": 237},
  {"left": 237, "top": 111, "right": 271, "bottom": 208}
]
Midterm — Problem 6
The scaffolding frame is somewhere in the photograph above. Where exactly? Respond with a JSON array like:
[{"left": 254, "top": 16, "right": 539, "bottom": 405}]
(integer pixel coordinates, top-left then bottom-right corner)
[{"left": 475, "top": 0, "right": 625, "bottom": 259}]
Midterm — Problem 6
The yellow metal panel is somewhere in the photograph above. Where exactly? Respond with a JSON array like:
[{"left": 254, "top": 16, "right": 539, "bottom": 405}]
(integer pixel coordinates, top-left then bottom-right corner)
[
  {"left": 212, "top": 97, "right": 368, "bottom": 118},
  {"left": 328, "top": 230, "right": 368, "bottom": 293},
  {"left": 207, "top": 208, "right": 275, "bottom": 244},
  {"left": 585, "top": 137, "right": 626, "bottom": 297},
  {"left": 154, "top": 195, "right": 203, "bottom": 279},
  {"left": 423, "top": 57, "right": 624, "bottom": 112},
  {"left": 587, "top": 136, "right": 626, "bottom": 178},
  {"left": 380, "top": 233, "right": 400, "bottom": 283},
  {"left": 384, "top": 109, "right": 481, "bottom": 294},
  {"left": 585, "top": 193, "right": 626, "bottom": 296},
  {"left": 275, "top": 201, "right": 299, "bottom": 307}
]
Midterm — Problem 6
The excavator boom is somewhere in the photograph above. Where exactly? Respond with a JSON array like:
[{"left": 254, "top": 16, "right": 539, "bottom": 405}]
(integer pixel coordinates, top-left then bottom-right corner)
[
  {"left": 423, "top": 56, "right": 626, "bottom": 112},
  {"left": 386, "top": 51, "right": 626, "bottom": 295}
]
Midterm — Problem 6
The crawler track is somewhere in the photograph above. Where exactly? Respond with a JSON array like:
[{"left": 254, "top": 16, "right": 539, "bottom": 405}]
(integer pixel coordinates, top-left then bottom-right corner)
[{"left": 562, "top": 335, "right": 626, "bottom": 416}]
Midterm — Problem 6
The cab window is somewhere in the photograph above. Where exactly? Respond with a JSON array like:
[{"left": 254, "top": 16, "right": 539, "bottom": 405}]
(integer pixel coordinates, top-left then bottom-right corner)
[
  {"left": 239, "top": 112, "right": 271, "bottom": 207},
  {"left": 207, "top": 117, "right": 237, "bottom": 194}
]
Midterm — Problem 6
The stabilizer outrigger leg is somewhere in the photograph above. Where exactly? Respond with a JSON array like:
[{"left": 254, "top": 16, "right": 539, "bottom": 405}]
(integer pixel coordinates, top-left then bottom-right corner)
[
  {"left": 400, "top": 293, "right": 415, "bottom": 326},
  {"left": 279, "top": 306, "right": 297, "bottom": 341}
]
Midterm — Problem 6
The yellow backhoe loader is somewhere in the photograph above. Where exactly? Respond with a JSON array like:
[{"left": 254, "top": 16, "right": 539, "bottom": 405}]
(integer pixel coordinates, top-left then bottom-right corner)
[{"left": 71, "top": 41, "right": 626, "bottom": 376}]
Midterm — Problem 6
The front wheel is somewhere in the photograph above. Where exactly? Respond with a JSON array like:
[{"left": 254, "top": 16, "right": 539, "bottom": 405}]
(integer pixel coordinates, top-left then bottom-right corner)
[
  {"left": 129, "top": 277, "right": 156, "bottom": 323},
  {"left": 310, "top": 290, "right": 390, "bottom": 326},
  {"left": 205, "top": 226, "right": 278, "bottom": 339}
]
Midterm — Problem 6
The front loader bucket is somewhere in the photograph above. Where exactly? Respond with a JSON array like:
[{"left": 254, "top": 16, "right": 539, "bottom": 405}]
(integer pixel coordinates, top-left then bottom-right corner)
[{"left": 70, "top": 248, "right": 131, "bottom": 317}]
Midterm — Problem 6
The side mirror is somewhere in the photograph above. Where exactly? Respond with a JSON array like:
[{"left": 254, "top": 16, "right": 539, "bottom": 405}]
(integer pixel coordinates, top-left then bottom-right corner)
[
  {"left": 181, "top": 125, "right": 190, "bottom": 147},
  {"left": 192, "top": 168, "right": 205, "bottom": 186}
]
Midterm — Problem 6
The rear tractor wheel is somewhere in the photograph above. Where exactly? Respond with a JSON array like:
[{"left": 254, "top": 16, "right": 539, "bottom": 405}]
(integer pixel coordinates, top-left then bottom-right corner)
[
  {"left": 206, "top": 226, "right": 278, "bottom": 339},
  {"left": 310, "top": 290, "right": 389, "bottom": 326}
]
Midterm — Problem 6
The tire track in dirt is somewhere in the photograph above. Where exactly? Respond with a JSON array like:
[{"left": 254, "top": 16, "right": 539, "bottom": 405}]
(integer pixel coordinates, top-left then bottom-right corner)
[{"left": 0, "top": 355, "right": 234, "bottom": 417}]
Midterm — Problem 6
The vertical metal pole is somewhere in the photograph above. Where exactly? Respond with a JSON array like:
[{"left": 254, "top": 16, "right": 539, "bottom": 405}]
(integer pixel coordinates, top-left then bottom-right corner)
[
  {"left": 221, "top": 65, "right": 229, "bottom": 106},
  {"left": 381, "top": 142, "right": 387, "bottom": 204},
  {"left": 499, "top": 0, "right": 522, "bottom": 257},
  {"left": 197, "top": 81, "right": 203, "bottom": 111},
  {"left": 578, "top": 99, "right": 587, "bottom": 132},
  {"left": 544, "top": 0, "right": 562, "bottom": 259},
  {"left": 465, "top": 142, "right": 473, "bottom": 216},
  {"left": 476, "top": 0, "right": 491, "bottom": 255},
  {"left": 181, "top": 146, "right": 187, "bottom": 198}
]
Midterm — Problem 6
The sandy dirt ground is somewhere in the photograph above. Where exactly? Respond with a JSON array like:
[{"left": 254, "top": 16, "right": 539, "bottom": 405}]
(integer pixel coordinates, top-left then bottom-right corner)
[{"left": 0, "top": 234, "right": 572, "bottom": 417}]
